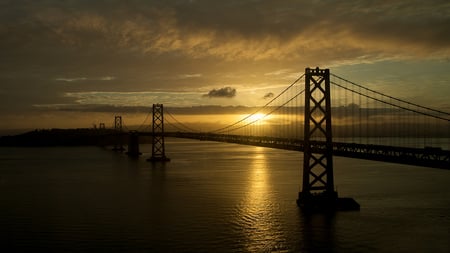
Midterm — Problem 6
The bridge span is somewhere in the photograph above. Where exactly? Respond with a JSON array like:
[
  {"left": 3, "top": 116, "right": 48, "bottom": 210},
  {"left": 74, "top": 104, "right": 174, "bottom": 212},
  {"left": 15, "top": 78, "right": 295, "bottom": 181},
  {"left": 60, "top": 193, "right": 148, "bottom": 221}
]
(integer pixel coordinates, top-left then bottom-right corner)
[{"left": 157, "top": 132, "right": 449, "bottom": 170}]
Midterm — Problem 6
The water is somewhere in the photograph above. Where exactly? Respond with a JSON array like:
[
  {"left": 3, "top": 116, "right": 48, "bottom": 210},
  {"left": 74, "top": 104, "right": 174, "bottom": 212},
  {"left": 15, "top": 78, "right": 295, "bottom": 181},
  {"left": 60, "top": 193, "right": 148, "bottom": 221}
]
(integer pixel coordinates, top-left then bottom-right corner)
[{"left": 0, "top": 138, "right": 449, "bottom": 252}]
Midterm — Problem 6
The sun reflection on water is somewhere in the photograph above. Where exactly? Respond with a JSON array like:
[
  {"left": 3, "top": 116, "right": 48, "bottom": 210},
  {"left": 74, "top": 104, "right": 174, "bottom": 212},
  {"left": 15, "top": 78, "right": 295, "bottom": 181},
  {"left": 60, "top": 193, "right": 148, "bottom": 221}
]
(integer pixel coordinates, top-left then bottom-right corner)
[{"left": 234, "top": 147, "right": 287, "bottom": 252}]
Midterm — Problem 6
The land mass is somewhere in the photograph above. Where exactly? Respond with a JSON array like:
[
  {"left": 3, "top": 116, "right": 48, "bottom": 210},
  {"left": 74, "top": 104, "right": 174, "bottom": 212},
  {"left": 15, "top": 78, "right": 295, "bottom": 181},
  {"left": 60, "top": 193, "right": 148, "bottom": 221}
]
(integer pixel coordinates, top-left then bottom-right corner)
[{"left": 0, "top": 128, "right": 121, "bottom": 147}]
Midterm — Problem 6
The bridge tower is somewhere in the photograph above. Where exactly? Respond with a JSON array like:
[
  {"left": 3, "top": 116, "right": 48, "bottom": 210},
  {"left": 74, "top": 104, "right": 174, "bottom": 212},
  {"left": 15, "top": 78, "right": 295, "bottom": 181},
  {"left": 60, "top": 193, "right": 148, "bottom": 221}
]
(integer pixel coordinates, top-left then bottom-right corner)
[
  {"left": 113, "top": 115, "right": 125, "bottom": 152},
  {"left": 297, "top": 67, "right": 359, "bottom": 211},
  {"left": 147, "top": 104, "right": 170, "bottom": 162}
]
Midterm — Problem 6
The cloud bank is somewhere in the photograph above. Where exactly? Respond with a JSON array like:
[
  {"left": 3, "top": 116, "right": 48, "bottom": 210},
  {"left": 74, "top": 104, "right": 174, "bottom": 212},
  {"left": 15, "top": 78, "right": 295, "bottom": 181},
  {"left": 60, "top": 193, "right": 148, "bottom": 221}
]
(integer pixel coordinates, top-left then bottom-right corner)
[
  {"left": 1, "top": 0, "right": 449, "bottom": 129},
  {"left": 1, "top": 0, "right": 449, "bottom": 65}
]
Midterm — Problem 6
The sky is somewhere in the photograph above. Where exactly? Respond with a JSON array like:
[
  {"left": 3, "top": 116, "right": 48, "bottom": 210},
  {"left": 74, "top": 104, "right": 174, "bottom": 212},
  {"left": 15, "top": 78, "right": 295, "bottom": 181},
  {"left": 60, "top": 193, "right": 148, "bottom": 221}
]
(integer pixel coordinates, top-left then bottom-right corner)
[{"left": 1, "top": 0, "right": 449, "bottom": 131}]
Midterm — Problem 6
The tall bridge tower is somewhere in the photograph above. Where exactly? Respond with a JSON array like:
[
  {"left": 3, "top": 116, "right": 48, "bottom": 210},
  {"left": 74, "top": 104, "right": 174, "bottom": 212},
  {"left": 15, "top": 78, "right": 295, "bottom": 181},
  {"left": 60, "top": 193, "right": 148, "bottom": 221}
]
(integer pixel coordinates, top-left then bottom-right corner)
[
  {"left": 297, "top": 67, "right": 359, "bottom": 211},
  {"left": 147, "top": 104, "right": 170, "bottom": 162}
]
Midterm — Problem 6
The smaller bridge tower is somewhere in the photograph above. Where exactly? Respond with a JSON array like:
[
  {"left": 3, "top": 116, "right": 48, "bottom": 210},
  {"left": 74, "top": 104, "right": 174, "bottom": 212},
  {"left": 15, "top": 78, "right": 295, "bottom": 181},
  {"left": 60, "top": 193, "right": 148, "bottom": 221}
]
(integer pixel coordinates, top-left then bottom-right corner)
[
  {"left": 113, "top": 115, "right": 125, "bottom": 152},
  {"left": 147, "top": 104, "right": 170, "bottom": 162}
]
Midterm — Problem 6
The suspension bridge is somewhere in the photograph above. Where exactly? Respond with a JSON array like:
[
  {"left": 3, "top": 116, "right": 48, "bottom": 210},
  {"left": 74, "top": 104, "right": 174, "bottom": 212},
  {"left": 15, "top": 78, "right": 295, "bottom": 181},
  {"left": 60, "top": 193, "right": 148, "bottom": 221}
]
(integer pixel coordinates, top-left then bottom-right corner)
[{"left": 108, "top": 67, "right": 449, "bottom": 211}]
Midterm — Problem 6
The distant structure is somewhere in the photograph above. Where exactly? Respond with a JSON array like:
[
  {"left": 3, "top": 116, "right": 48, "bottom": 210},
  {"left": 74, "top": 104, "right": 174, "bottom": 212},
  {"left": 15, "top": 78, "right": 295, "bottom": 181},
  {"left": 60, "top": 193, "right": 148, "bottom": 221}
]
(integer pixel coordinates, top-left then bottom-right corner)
[
  {"left": 147, "top": 104, "right": 170, "bottom": 162},
  {"left": 112, "top": 115, "right": 125, "bottom": 152},
  {"left": 126, "top": 130, "right": 141, "bottom": 157},
  {"left": 99, "top": 123, "right": 106, "bottom": 129},
  {"left": 297, "top": 67, "right": 359, "bottom": 211}
]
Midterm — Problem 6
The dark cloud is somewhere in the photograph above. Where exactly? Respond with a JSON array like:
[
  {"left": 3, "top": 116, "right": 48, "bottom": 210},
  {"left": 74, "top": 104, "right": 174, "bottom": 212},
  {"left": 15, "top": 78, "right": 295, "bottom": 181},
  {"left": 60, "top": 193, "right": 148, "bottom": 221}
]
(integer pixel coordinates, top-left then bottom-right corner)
[
  {"left": 203, "top": 87, "right": 236, "bottom": 98},
  {"left": 1, "top": 0, "right": 449, "bottom": 63},
  {"left": 263, "top": 92, "right": 274, "bottom": 99}
]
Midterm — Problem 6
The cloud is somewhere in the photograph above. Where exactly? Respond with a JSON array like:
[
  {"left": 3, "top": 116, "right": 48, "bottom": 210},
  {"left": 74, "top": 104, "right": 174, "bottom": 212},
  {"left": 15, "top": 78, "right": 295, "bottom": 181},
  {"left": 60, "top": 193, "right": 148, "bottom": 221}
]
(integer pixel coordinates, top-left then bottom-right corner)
[
  {"left": 264, "top": 69, "right": 292, "bottom": 76},
  {"left": 31, "top": 104, "right": 260, "bottom": 115},
  {"left": 263, "top": 92, "right": 274, "bottom": 99},
  {"left": 55, "top": 76, "right": 116, "bottom": 82},
  {"left": 55, "top": 77, "right": 88, "bottom": 82},
  {"left": 2, "top": 0, "right": 449, "bottom": 65},
  {"left": 99, "top": 76, "right": 115, "bottom": 81},
  {"left": 63, "top": 91, "right": 207, "bottom": 106},
  {"left": 178, "top": 73, "right": 202, "bottom": 79},
  {"left": 203, "top": 87, "right": 236, "bottom": 98},
  {"left": 1, "top": 1, "right": 449, "bottom": 131}
]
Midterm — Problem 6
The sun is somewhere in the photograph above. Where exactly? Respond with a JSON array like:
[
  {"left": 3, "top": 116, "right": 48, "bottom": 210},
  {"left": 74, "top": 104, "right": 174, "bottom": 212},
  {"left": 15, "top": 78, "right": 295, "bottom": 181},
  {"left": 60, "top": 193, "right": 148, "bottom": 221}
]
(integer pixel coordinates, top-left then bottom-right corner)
[{"left": 244, "top": 113, "right": 269, "bottom": 124}]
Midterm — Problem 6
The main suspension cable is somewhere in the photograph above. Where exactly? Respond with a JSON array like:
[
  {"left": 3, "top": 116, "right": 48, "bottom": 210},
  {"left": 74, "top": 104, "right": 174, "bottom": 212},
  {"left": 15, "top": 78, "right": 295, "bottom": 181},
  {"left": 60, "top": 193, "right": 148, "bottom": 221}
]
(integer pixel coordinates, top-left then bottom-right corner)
[{"left": 210, "top": 73, "right": 305, "bottom": 133}]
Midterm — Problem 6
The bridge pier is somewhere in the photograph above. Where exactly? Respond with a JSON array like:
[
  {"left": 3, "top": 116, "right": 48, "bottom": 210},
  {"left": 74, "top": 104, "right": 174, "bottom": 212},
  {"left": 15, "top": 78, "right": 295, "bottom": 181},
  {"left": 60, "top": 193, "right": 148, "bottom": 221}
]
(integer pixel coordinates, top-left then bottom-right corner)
[
  {"left": 297, "top": 67, "right": 359, "bottom": 212},
  {"left": 126, "top": 131, "right": 142, "bottom": 157}
]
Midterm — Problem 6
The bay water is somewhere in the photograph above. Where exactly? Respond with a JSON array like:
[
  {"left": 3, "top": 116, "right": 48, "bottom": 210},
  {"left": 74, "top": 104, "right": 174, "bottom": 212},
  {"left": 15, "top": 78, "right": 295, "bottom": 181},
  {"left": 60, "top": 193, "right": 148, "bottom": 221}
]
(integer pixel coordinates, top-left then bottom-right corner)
[{"left": 0, "top": 138, "right": 449, "bottom": 252}]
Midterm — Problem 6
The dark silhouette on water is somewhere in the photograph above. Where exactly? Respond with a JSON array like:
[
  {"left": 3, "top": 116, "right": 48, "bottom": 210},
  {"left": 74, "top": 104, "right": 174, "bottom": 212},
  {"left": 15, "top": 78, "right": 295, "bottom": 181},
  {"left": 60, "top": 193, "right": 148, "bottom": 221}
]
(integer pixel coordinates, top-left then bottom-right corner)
[
  {"left": 112, "top": 115, "right": 125, "bottom": 152},
  {"left": 0, "top": 128, "right": 117, "bottom": 147},
  {"left": 296, "top": 68, "right": 359, "bottom": 212},
  {"left": 147, "top": 104, "right": 170, "bottom": 162},
  {"left": 126, "top": 130, "right": 142, "bottom": 157}
]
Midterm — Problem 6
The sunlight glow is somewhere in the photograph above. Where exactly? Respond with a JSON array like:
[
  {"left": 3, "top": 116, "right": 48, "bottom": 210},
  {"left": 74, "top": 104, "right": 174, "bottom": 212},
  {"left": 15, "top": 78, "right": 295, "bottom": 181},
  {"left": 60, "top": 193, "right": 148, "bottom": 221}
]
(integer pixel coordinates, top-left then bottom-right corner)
[
  {"left": 236, "top": 147, "right": 284, "bottom": 251},
  {"left": 243, "top": 113, "right": 271, "bottom": 124}
]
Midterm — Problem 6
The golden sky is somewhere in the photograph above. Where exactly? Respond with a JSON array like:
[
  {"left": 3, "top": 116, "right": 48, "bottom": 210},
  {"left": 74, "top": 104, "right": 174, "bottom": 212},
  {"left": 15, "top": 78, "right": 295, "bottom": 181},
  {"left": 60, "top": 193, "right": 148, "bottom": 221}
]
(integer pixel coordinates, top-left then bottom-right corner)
[{"left": 1, "top": 0, "right": 449, "bottom": 130}]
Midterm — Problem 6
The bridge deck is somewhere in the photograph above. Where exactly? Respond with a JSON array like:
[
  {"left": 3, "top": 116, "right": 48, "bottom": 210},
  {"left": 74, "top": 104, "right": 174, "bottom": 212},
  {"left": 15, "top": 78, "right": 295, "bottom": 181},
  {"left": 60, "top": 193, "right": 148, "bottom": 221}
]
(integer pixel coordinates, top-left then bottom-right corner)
[{"left": 160, "top": 132, "right": 450, "bottom": 170}]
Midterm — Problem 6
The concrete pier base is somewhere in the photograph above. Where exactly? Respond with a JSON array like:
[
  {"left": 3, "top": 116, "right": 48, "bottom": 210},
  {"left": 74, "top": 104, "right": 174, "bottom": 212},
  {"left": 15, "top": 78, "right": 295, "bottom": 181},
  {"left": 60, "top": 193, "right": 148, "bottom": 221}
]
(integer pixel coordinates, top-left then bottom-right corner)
[
  {"left": 126, "top": 151, "right": 142, "bottom": 157},
  {"left": 297, "top": 191, "right": 360, "bottom": 212},
  {"left": 146, "top": 156, "right": 171, "bottom": 163}
]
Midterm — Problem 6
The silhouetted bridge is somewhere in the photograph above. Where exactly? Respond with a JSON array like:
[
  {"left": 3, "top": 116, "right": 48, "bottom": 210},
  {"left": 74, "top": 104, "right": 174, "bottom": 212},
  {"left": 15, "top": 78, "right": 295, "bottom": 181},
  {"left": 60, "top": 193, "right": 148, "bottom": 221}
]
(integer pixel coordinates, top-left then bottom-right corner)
[
  {"left": 139, "top": 131, "right": 449, "bottom": 169},
  {"left": 114, "top": 67, "right": 449, "bottom": 169},
  {"left": 111, "top": 68, "right": 449, "bottom": 211}
]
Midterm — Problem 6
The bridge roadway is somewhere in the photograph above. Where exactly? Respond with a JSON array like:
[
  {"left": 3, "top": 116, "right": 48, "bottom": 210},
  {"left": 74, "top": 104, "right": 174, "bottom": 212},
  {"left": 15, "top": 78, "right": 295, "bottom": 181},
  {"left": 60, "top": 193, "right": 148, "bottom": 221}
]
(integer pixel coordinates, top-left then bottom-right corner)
[{"left": 140, "top": 132, "right": 450, "bottom": 170}]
